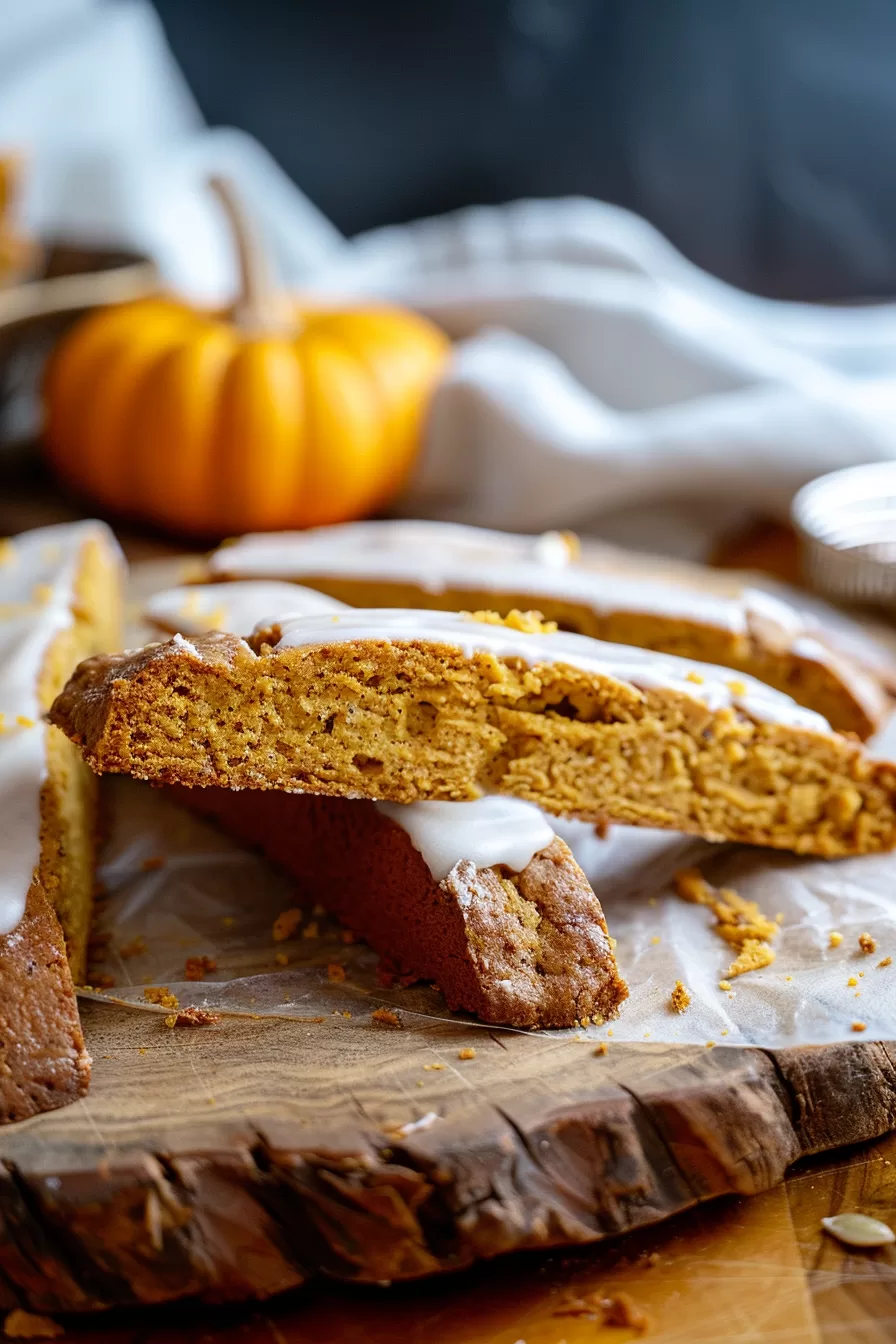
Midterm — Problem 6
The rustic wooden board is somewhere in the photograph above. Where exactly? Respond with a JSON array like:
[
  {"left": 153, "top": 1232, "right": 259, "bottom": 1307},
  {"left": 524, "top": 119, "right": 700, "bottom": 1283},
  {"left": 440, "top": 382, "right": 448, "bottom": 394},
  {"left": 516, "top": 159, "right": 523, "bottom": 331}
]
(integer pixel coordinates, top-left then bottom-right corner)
[{"left": 2, "top": 997, "right": 896, "bottom": 1313}]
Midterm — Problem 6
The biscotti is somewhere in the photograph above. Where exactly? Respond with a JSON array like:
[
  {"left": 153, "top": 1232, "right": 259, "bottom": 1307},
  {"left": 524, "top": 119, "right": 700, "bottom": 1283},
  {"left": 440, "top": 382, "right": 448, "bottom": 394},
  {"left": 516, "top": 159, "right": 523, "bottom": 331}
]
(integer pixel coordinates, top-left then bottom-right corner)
[
  {"left": 207, "top": 520, "right": 892, "bottom": 738},
  {"left": 176, "top": 789, "right": 627, "bottom": 1029},
  {"left": 0, "top": 520, "right": 123, "bottom": 1123},
  {"left": 50, "top": 608, "right": 896, "bottom": 857}
]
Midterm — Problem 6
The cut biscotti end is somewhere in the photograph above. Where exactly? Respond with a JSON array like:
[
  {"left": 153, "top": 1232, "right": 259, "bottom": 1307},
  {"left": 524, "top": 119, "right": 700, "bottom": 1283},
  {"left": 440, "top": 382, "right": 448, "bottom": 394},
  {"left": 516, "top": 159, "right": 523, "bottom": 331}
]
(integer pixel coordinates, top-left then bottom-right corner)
[
  {"left": 49, "top": 609, "right": 896, "bottom": 858},
  {"left": 176, "top": 787, "right": 627, "bottom": 1029}
]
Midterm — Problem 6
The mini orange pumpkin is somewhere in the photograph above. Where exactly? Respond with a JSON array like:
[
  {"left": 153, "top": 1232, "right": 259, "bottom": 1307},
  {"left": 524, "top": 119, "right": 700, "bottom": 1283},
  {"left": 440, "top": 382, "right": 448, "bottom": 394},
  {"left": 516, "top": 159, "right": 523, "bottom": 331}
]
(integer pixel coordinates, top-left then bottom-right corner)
[{"left": 42, "top": 178, "right": 449, "bottom": 536}]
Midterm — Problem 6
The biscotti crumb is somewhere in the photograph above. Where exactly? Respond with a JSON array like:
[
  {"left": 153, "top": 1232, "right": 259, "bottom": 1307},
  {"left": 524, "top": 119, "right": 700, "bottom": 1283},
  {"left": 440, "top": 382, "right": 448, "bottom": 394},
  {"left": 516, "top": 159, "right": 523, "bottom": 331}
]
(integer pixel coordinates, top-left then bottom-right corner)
[
  {"left": 859, "top": 932, "right": 877, "bottom": 954},
  {"left": 457, "top": 1047, "right": 477, "bottom": 1060},
  {"left": 372, "top": 1008, "right": 401, "bottom": 1027},
  {"left": 423, "top": 1062, "right": 445, "bottom": 1070},
  {"left": 4, "top": 1309, "right": 64, "bottom": 1339},
  {"left": 466, "top": 608, "right": 558, "bottom": 635},
  {"left": 14, "top": 715, "right": 35, "bottom": 729},
  {"left": 706, "top": 1040, "right": 716, "bottom": 1048},
  {"left": 118, "top": 935, "right": 146, "bottom": 959},
  {"left": 879, "top": 957, "right": 893, "bottom": 968},
  {"left": 554, "top": 1289, "right": 648, "bottom": 1331},
  {"left": 650, "top": 935, "right": 661, "bottom": 945},
  {"left": 164, "top": 1014, "right": 177, "bottom": 1028},
  {"left": 727, "top": 679, "right": 748, "bottom": 695},
  {"left": 669, "top": 980, "right": 691, "bottom": 1013},
  {"left": 302, "top": 921, "right": 319, "bottom": 939},
  {"left": 172, "top": 1007, "right": 221, "bottom": 1027},
  {"left": 852, "top": 1021, "right": 867, "bottom": 1032},
  {"left": 676, "top": 867, "right": 779, "bottom": 976},
  {"left": 718, "top": 979, "right": 732, "bottom": 992},
  {"left": 685, "top": 670, "right": 704, "bottom": 684},
  {"left": 848, "top": 976, "right": 858, "bottom": 987},
  {"left": 728, "top": 939, "right": 775, "bottom": 977},
  {"left": 603, "top": 1293, "right": 649, "bottom": 1333},
  {"left": 829, "top": 931, "right": 844, "bottom": 948},
  {"left": 184, "top": 955, "right": 217, "bottom": 981},
  {"left": 273, "top": 907, "right": 302, "bottom": 941},
  {"left": 274, "top": 952, "right": 289, "bottom": 966},
  {"left": 144, "top": 986, "right": 179, "bottom": 1009},
  {"left": 674, "top": 867, "right": 711, "bottom": 903},
  {"left": 327, "top": 963, "right": 346, "bottom": 982},
  {"left": 594, "top": 1041, "right": 609, "bottom": 1055}
]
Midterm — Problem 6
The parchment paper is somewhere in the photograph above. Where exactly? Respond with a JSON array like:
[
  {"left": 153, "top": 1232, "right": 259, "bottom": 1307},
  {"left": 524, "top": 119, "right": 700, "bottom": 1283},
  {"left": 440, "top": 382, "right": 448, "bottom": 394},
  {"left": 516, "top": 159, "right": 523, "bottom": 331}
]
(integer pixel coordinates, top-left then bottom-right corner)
[{"left": 83, "top": 709, "right": 896, "bottom": 1047}]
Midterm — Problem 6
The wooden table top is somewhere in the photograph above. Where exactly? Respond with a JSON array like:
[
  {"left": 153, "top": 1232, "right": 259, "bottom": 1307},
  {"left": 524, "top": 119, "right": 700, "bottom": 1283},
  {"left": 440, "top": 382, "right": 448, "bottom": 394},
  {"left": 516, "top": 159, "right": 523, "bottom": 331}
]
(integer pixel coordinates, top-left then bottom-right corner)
[{"left": 4, "top": 472, "right": 895, "bottom": 1344}]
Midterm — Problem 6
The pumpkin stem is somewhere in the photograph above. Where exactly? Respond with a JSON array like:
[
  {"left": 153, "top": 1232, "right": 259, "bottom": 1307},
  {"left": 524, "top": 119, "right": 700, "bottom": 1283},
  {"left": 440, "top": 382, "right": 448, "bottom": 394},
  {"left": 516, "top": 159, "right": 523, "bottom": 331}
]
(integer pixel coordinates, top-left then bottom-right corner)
[{"left": 208, "top": 175, "right": 290, "bottom": 333}]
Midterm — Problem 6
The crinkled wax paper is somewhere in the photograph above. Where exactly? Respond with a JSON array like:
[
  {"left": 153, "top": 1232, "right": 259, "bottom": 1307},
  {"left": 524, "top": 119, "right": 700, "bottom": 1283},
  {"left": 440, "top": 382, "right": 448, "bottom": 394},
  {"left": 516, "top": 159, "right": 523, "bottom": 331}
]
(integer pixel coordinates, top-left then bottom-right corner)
[{"left": 82, "top": 712, "right": 896, "bottom": 1047}]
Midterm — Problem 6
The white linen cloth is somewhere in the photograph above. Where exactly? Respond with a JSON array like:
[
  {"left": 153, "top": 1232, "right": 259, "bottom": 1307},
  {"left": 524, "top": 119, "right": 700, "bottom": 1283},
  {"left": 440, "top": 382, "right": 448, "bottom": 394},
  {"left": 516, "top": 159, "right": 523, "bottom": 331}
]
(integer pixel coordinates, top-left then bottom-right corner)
[{"left": 9, "top": 0, "right": 896, "bottom": 554}]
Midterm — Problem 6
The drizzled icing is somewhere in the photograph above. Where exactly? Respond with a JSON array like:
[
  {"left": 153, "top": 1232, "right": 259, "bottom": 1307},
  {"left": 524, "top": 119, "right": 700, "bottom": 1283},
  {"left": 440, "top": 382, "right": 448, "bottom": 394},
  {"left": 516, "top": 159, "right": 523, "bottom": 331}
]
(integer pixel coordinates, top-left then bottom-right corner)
[
  {"left": 145, "top": 580, "right": 346, "bottom": 637},
  {"left": 0, "top": 521, "right": 122, "bottom": 935},
  {"left": 207, "top": 519, "right": 852, "bottom": 658},
  {"left": 267, "top": 608, "right": 832, "bottom": 732},
  {"left": 375, "top": 797, "right": 555, "bottom": 882}
]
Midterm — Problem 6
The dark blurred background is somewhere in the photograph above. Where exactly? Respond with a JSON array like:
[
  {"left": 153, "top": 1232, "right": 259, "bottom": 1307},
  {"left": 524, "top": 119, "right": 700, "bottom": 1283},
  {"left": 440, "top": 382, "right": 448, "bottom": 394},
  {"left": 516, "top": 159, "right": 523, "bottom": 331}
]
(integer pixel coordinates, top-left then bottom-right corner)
[{"left": 153, "top": 0, "right": 896, "bottom": 302}]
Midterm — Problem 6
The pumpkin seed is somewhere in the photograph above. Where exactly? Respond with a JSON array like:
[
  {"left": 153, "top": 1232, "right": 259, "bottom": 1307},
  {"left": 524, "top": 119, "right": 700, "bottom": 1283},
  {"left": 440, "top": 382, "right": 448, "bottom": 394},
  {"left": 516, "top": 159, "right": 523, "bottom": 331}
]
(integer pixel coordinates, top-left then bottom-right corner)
[{"left": 821, "top": 1214, "right": 895, "bottom": 1247}]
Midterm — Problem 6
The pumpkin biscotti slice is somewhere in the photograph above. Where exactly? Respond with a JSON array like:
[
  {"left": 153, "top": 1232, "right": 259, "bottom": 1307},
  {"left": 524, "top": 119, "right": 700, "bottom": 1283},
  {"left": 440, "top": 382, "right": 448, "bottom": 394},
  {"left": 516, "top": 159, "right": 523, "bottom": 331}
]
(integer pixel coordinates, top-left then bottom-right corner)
[
  {"left": 144, "top": 579, "right": 347, "bottom": 637},
  {"left": 177, "top": 788, "right": 627, "bottom": 1029},
  {"left": 207, "top": 520, "right": 892, "bottom": 738},
  {"left": 50, "top": 609, "right": 896, "bottom": 857},
  {"left": 1, "top": 520, "right": 124, "bottom": 1123}
]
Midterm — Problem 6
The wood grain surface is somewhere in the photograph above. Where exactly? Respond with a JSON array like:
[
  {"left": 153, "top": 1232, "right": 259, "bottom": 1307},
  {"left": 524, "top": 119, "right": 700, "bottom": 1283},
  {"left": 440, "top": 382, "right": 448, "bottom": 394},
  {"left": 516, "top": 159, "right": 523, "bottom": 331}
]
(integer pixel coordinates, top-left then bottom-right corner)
[{"left": 33, "top": 1128, "right": 896, "bottom": 1343}]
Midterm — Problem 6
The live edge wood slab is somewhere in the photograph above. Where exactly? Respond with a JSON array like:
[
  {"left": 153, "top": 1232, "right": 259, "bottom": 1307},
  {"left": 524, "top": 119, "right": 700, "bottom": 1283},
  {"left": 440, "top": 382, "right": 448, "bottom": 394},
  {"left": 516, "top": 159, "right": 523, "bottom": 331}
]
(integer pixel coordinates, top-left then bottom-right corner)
[{"left": 2, "top": 999, "right": 896, "bottom": 1313}]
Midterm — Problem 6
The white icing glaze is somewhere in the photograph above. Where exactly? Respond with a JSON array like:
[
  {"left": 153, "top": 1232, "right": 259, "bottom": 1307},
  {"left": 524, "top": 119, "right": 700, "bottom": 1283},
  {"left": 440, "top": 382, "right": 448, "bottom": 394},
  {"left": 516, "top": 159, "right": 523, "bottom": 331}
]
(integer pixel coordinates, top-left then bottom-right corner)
[
  {"left": 145, "top": 580, "right": 346, "bottom": 637},
  {"left": 0, "top": 521, "right": 123, "bottom": 935},
  {"left": 267, "top": 608, "right": 832, "bottom": 732},
  {"left": 375, "top": 797, "right": 555, "bottom": 882}
]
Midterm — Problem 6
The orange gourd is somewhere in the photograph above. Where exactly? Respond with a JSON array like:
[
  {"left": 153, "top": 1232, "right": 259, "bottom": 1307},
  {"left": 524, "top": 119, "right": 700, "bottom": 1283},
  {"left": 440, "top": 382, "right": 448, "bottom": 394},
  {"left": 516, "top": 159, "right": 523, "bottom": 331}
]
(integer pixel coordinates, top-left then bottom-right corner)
[{"left": 42, "top": 179, "right": 449, "bottom": 536}]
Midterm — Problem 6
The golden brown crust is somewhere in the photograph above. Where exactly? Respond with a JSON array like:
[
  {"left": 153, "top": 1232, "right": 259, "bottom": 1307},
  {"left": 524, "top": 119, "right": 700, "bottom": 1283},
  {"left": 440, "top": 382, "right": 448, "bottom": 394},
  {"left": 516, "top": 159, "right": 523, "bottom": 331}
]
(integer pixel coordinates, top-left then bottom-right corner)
[
  {"left": 175, "top": 788, "right": 627, "bottom": 1029},
  {"left": 49, "top": 630, "right": 896, "bottom": 857},
  {"left": 0, "top": 881, "right": 89, "bottom": 1124}
]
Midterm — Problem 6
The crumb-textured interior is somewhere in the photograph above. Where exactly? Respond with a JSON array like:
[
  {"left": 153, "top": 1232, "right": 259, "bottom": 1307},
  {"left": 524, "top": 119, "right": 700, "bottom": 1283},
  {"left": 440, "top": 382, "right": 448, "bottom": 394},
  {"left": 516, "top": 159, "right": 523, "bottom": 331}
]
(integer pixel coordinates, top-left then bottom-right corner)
[
  {"left": 264, "top": 575, "right": 885, "bottom": 739},
  {"left": 51, "top": 627, "right": 896, "bottom": 858}
]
